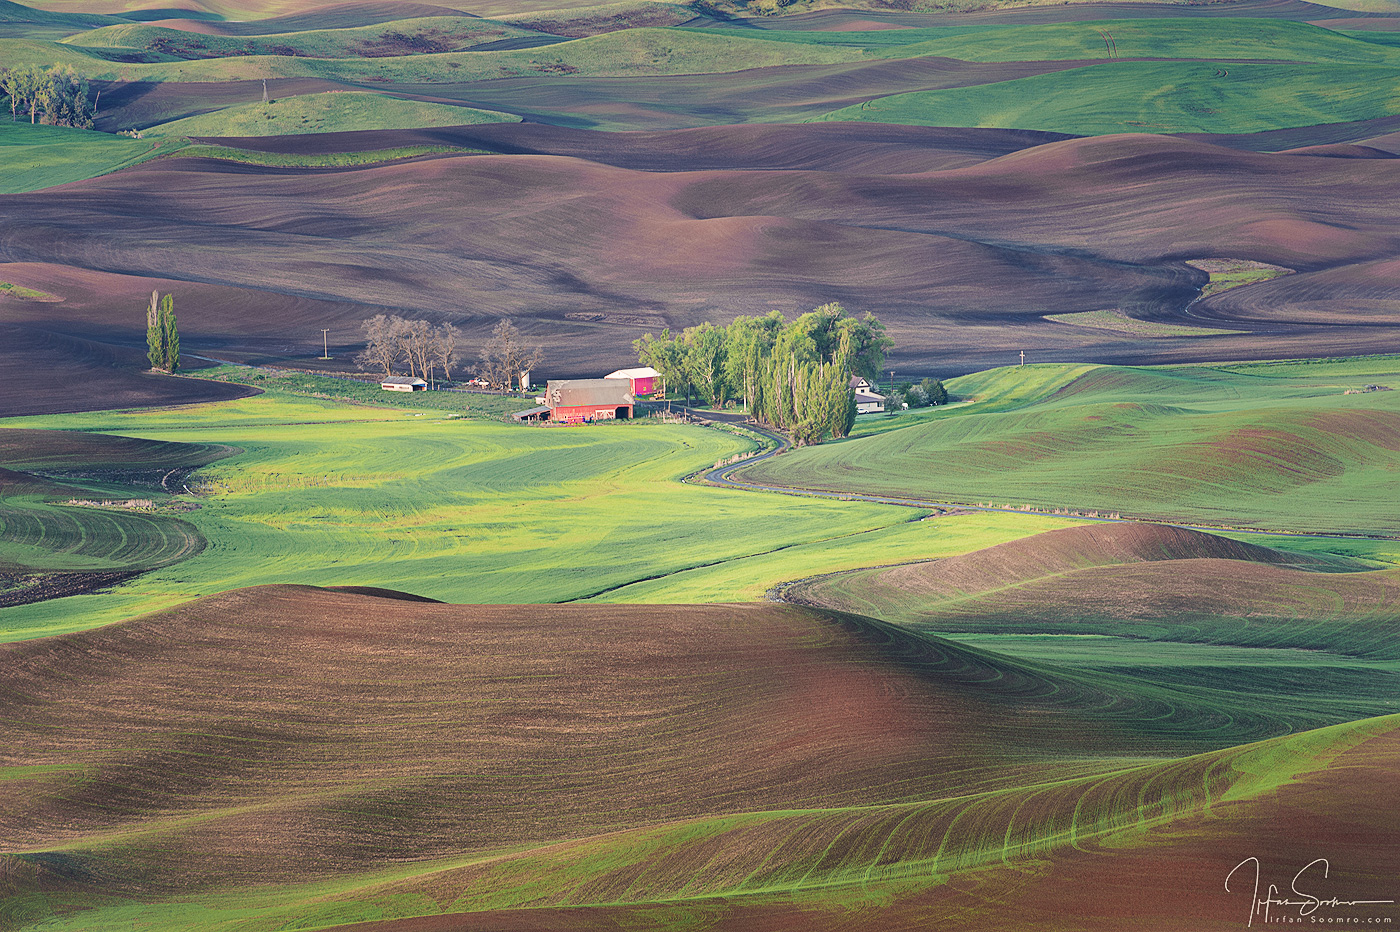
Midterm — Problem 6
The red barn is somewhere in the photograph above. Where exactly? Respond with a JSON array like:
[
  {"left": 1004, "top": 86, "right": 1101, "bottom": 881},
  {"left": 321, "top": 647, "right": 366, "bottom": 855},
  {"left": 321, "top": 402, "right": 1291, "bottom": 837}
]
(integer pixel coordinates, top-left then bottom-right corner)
[
  {"left": 545, "top": 379, "right": 635, "bottom": 423},
  {"left": 604, "top": 366, "right": 661, "bottom": 397}
]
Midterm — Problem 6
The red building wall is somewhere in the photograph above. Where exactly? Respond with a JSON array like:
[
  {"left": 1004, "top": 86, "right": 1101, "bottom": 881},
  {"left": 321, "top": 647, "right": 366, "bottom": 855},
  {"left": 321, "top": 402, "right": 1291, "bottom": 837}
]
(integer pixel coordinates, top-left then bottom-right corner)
[{"left": 551, "top": 404, "right": 633, "bottom": 423}]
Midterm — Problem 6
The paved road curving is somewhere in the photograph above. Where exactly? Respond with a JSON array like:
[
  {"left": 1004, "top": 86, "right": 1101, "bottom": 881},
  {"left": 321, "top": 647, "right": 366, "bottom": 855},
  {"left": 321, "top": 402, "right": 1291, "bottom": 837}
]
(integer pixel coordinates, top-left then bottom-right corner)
[{"left": 689, "top": 411, "right": 1393, "bottom": 542}]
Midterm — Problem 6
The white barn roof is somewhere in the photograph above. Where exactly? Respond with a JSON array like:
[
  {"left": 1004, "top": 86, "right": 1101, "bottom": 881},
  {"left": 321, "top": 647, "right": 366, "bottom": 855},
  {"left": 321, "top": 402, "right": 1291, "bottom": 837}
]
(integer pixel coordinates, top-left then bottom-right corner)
[{"left": 605, "top": 367, "right": 661, "bottom": 380}]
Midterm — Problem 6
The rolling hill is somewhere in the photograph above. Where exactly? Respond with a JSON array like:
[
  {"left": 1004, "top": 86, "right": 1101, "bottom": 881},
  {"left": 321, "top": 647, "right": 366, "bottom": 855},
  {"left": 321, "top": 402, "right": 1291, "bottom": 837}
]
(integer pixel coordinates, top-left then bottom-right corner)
[
  {"left": 4, "top": 131, "right": 1400, "bottom": 413},
  {"left": 4, "top": 1, "right": 1400, "bottom": 399},
  {"left": 2, "top": 583, "right": 1397, "bottom": 930},
  {"left": 144, "top": 90, "right": 517, "bottom": 136},
  {"left": 0, "top": 428, "right": 234, "bottom": 606},
  {"left": 734, "top": 360, "right": 1400, "bottom": 536},
  {"left": 2, "top": 1, "right": 1399, "bottom": 930},
  {"left": 783, "top": 521, "right": 1400, "bottom": 743},
  {"left": 791, "top": 522, "right": 1400, "bottom": 653}
]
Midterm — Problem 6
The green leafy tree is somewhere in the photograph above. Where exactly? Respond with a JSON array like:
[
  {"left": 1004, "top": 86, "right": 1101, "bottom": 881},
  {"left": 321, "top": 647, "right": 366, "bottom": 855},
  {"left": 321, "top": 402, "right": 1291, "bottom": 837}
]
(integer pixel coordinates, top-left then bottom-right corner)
[
  {"left": 922, "top": 377, "right": 947, "bottom": 406},
  {"left": 633, "top": 329, "right": 687, "bottom": 400},
  {"left": 635, "top": 302, "right": 887, "bottom": 442},
  {"left": 902, "top": 378, "right": 948, "bottom": 409},
  {"left": 41, "top": 65, "right": 94, "bottom": 129},
  {"left": 722, "top": 311, "right": 783, "bottom": 413},
  {"left": 834, "top": 368, "right": 857, "bottom": 437},
  {"left": 7, "top": 66, "right": 43, "bottom": 125},
  {"left": 682, "top": 322, "right": 727, "bottom": 406},
  {"left": 0, "top": 65, "right": 93, "bottom": 127},
  {"left": 145, "top": 290, "right": 164, "bottom": 371},
  {"left": 831, "top": 312, "right": 893, "bottom": 381},
  {"left": 0, "top": 67, "right": 28, "bottom": 122},
  {"left": 159, "top": 293, "right": 180, "bottom": 372}
]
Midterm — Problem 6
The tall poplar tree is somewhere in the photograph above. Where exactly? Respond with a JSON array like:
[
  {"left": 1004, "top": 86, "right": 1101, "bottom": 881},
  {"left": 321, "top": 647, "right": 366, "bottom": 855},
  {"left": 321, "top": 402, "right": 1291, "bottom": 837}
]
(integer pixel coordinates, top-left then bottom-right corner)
[
  {"left": 146, "top": 290, "right": 164, "bottom": 371},
  {"left": 634, "top": 301, "right": 879, "bottom": 444},
  {"left": 159, "top": 293, "right": 180, "bottom": 372}
]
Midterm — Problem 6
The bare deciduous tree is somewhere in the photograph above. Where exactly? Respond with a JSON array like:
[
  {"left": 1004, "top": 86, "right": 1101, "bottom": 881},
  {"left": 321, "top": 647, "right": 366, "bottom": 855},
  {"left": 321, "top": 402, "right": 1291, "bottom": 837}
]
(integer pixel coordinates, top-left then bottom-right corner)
[
  {"left": 433, "top": 323, "right": 461, "bottom": 381},
  {"left": 402, "top": 318, "right": 433, "bottom": 381},
  {"left": 356, "top": 314, "right": 402, "bottom": 377},
  {"left": 476, "top": 319, "right": 543, "bottom": 392},
  {"left": 389, "top": 317, "right": 417, "bottom": 377},
  {"left": 356, "top": 316, "right": 469, "bottom": 386}
]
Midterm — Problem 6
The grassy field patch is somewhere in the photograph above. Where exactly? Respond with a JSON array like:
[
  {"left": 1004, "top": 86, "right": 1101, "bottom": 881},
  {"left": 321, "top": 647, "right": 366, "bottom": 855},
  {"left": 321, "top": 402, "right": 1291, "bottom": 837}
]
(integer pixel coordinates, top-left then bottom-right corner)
[
  {"left": 0, "top": 25, "right": 866, "bottom": 83},
  {"left": 766, "top": 17, "right": 1400, "bottom": 65},
  {"left": 64, "top": 15, "right": 550, "bottom": 58},
  {"left": 735, "top": 360, "right": 1400, "bottom": 536},
  {"left": 0, "top": 386, "right": 1055, "bottom": 637},
  {"left": 146, "top": 91, "right": 518, "bottom": 137},
  {"left": 0, "top": 119, "right": 173, "bottom": 193},
  {"left": 1045, "top": 308, "right": 1240, "bottom": 337},
  {"left": 187, "top": 364, "right": 527, "bottom": 416},
  {"left": 0, "top": 281, "right": 61, "bottom": 301},
  {"left": 820, "top": 60, "right": 1400, "bottom": 136},
  {"left": 1216, "top": 353, "right": 1400, "bottom": 381},
  {"left": 159, "top": 142, "right": 487, "bottom": 167},
  {"left": 1187, "top": 257, "right": 1294, "bottom": 298},
  {"left": 0, "top": 428, "right": 232, "bottom": 605}
]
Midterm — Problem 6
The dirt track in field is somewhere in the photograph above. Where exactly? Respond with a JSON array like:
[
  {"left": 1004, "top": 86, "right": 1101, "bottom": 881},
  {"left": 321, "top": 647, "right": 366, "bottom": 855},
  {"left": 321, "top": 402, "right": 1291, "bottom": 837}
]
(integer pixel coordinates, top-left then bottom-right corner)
[{"left": 4, "top": 128, "right": 1400, "bottom": 414}]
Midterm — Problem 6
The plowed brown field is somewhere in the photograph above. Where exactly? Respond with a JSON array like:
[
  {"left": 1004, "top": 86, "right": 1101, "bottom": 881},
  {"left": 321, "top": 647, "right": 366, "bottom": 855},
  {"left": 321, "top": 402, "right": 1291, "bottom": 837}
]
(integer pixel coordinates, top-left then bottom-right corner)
[
  {"left": 5, "top": 129, "right": 1400, "bottom": 414},
  {"left": 4, "top": 584, "right": 1396, "bottom": 930},
  {"left": 0, "top": 587, "right": 1087, "bottom": 891},
  {"left": 318, "top": 722, "right": 1400, "bottom": 931},
  {"left": 791, "top": 523, "right": 1400, "bottom": 658}
]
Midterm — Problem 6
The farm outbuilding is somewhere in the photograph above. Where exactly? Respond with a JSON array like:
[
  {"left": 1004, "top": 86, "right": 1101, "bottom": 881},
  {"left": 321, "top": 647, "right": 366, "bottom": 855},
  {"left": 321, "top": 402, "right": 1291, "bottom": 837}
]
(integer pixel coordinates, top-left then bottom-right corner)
[
  {"left": 855, "top": 391, "right": 887, "bottom": 414},
  {"left": 604, "top": 366, "right": 662, "bottom": 397},
  {"left": 849, "top": 376, "right": 885, "bottom": 414},
  {"left": 381, "top": 377, "right": 427, "bottom": 392},
  {"left": 546, "top": 379, "right": 635, "bottom": 423}
]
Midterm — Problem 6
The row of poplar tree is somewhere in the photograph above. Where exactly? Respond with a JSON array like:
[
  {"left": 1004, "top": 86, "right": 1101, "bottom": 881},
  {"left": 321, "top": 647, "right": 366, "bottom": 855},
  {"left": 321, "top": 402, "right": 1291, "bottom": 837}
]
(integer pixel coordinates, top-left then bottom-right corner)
[
  {"left": 0, "top": 65, "right": 97, "bottom": 128},
  {"left": 146, "top": 291, "right": 180, "bottom": 373},
  {"left": 634, "top": 302, "right": 893, "bottom": 446}
]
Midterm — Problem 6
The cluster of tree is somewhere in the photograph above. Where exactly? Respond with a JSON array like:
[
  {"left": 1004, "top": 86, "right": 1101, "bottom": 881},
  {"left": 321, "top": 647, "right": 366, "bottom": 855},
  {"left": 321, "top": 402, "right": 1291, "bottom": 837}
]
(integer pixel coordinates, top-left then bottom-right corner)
[
  {"left": 634, "top": 302, "right": 892, "bottom": 445},
  {"left": 475, "top": 319, "right": 543, "bottom": 392},
  {"left": 356, "top": 315, "right": 461, "bottom": 385},
  {"left": 146, "top": 291, "right": 180, "bottom": 373},
  {"left": 0, "top": 65, "right": 97, "bottom": 128},
  {"left": 890, "top": 377, "right": 948, "bottom": 409}
]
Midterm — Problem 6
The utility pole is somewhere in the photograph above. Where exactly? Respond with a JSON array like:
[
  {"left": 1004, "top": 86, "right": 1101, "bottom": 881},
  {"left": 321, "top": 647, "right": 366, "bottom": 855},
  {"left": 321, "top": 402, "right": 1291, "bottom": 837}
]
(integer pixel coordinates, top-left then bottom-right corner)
[{"left": 320, "top": 329, "right": 331, "bottom": 359}]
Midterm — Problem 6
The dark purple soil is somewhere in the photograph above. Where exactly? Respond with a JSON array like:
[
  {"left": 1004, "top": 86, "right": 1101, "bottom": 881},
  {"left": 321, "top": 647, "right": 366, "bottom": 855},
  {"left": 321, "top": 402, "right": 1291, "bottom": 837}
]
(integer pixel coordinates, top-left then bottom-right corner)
[
  {"left": 0, "top": 321, "right": 253, "bottom": 417},
  {"left": 2, "top": 128, "right": 1398, "bottom": 392}
]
